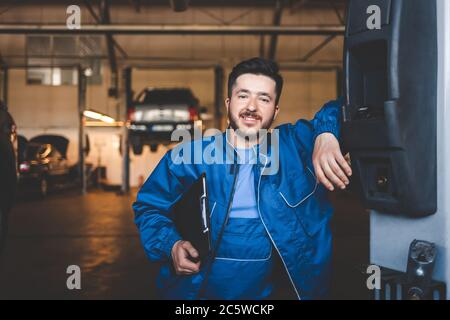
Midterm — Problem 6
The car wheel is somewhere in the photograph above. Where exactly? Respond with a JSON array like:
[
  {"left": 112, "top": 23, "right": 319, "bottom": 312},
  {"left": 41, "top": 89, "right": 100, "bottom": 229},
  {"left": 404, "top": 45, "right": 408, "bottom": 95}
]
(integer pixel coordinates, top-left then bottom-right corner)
[
  {"left": 150, "top": 144, "right": 158, "bottom": 153},
  {"left": 39, "top": 177, "right": 48, "bottom": 198},
  {"left": 131, "top": 142, "right": 143, "bottom": 155}
]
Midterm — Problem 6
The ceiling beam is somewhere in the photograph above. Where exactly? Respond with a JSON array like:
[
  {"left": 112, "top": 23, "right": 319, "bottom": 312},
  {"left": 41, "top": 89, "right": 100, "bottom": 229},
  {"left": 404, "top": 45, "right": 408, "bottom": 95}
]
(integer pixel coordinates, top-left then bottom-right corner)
[
  {"left": 0, "top": 0, "right": 346, "bottom": 7},
  {"left": 83, "top": 0, "right": 128, "bottom": 58},
  {"left": 0, "top": 24, "right": 345, "bottom": 35},
  {"left": 327, "top": 0, "right": 345, "bottom": 25},
  {"left": 299, "top": 34, "right": 336, "bottom": 62}
]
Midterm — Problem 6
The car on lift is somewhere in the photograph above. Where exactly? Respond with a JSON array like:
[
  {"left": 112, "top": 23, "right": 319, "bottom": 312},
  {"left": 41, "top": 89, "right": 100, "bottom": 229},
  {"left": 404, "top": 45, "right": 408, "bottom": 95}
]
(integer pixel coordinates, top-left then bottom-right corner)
[
  {"left": 127, "top": 88, "right": 205, "bottom": 154},
  {"left": 18, "top": 135, "right": 71, "bottom": 198},
  {"left": 0, "top": 102, "right": 17, "bottom": 253}
]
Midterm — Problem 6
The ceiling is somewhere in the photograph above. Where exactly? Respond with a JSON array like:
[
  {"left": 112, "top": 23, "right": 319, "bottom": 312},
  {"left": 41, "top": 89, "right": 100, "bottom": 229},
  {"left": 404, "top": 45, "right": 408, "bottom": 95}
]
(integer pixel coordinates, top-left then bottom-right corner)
[{"left": 0, "top": 0, "right": 347, "bottom": 10}]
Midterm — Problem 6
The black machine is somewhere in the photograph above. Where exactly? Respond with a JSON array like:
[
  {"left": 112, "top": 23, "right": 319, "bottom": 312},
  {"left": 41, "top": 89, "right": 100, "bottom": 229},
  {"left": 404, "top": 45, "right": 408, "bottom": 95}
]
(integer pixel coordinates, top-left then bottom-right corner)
[{"left": 342, "top": 0, "right": 438, "bottom": 216}]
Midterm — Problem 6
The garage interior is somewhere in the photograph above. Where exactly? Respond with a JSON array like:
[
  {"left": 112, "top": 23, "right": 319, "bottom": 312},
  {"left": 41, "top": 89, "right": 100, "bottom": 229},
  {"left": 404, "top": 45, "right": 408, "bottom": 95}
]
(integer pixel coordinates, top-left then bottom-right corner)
[{"left": 0, "top": 0, "right": 370, "bottom": 299}]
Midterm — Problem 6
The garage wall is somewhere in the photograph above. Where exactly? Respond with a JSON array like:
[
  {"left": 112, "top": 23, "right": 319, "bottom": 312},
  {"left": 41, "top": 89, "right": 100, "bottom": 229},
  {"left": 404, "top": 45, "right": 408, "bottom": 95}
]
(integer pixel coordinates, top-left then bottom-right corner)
[{"left": 274, "top": 70, "right": 337, "bottom": 126}]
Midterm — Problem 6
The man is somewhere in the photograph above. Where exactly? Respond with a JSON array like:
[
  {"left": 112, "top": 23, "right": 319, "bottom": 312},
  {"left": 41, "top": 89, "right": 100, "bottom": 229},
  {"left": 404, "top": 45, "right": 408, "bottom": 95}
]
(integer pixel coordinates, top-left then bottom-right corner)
[{"left": 133, "top": 58, "right": 351, "bottom": 300}]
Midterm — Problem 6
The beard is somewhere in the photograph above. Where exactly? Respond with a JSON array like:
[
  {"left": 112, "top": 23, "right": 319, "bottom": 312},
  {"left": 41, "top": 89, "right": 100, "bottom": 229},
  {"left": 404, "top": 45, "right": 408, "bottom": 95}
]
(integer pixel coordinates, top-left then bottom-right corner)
[{"left": 228, "top": 108, "right": 275, "bottom": 142}]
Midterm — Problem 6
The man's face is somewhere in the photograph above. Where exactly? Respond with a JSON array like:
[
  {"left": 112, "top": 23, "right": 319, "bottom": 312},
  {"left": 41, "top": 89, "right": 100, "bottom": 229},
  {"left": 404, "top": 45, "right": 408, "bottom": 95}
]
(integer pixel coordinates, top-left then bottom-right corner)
[{"left": 226, "top": 73, "right": 279, "bottom": 138}]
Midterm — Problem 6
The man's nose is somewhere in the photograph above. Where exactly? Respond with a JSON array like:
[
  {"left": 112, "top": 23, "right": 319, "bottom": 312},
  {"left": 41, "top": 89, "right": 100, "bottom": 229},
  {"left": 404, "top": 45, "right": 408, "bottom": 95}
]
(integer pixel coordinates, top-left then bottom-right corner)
[{"left": 246, "top": 97, "right": 257, "bottom": 111}]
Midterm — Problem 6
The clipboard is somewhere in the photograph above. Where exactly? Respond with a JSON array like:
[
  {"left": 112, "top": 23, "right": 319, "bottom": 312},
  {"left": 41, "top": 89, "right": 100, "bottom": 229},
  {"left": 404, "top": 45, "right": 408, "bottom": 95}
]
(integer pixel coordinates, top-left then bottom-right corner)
[{"left": 172, "top": 173, "right": 211, "bottom": 262}]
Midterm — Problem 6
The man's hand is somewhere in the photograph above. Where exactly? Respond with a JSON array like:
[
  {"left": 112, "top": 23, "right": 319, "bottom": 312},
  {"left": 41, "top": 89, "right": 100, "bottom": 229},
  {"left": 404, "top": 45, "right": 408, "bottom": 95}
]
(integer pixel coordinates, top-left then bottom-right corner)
[
  {"left": 312, "top": 133, "right": 352, "bottom": 191},
  {"left": 171, "top": 240, "right": 201, "bottom": 275}
]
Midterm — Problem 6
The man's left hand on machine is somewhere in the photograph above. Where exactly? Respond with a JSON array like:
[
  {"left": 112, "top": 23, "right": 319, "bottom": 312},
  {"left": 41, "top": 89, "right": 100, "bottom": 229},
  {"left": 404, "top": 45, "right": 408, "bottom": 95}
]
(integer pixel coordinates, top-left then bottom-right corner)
[{"left": 313, "top": 132, "right": 352, "bottom": 191}]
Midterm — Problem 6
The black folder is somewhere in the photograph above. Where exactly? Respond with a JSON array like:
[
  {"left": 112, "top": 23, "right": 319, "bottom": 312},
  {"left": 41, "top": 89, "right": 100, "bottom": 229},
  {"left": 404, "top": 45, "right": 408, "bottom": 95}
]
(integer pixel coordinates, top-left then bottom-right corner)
[{"left": 172, "top": 173, "right": 211, "bottom": 261}]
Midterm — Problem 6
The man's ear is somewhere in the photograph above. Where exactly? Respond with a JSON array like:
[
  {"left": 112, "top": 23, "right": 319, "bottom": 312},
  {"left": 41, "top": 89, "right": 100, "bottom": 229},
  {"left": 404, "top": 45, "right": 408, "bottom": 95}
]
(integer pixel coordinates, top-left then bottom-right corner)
[
  {"left": 225, "top": 97, "right": 230, "bottom": 113},
  {"left": 273, "top": 105, "right": 280, "bottom": 120}
]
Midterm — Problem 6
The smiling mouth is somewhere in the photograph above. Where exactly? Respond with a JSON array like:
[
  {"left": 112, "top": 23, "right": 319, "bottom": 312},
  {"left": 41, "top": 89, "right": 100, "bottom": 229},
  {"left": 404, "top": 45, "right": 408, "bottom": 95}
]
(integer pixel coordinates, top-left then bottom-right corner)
[{"left": 240, "top": 114, "right": 261, "bottom": 122}]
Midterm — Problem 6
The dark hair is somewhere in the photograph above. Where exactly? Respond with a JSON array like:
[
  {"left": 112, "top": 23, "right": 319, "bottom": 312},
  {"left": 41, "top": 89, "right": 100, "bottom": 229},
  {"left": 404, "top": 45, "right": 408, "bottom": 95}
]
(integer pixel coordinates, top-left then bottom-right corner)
[{"left": 228, "top": 57, "right": 283, "bottom": 105}]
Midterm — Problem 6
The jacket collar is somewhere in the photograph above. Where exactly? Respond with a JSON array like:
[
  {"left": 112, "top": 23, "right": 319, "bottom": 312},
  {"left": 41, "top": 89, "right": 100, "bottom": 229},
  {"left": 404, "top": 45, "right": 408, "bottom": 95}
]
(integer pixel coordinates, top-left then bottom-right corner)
[{"left": 222, "top": 128, "right": 272, "bottom": 167}]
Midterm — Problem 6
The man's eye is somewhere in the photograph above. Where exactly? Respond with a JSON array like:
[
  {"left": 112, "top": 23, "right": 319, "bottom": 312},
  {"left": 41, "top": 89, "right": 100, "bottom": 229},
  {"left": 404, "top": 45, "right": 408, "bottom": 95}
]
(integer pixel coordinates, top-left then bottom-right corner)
[
  {"left": 260, "top": 98, "right": 270, "bottom": 103},
  {"left": 238, "top": 95, "right": 248, "bottom": 99}
]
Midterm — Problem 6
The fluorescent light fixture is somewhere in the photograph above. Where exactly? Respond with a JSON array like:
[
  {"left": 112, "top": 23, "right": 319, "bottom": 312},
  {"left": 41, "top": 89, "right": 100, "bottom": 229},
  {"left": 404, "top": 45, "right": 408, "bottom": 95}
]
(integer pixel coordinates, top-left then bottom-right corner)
[
  {"left": 84, "top": 110, "right": 102, "bottom": 120},
  {"left": 100, "top": 115, "right": 115, "bottom": 123},
  {"left": 83, "top": 109, "right": 116, "bottom": 124}
]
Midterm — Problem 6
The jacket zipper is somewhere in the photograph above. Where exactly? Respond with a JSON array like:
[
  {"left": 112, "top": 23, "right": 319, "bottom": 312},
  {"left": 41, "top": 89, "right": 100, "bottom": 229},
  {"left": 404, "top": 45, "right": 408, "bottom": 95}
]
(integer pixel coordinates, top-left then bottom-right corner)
[{"left": 256, "top": 156, "right": 302, "bottom": 300}]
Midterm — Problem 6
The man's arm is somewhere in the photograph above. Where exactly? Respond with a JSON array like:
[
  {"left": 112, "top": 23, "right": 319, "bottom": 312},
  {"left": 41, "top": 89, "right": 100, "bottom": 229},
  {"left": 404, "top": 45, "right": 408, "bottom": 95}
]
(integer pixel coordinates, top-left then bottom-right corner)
[
  {"left": 313, "top": 132, "right": 351, "bottom": 191},
  {"left": 133, "top": 149, "right": 202, "bottom": 274},
  {"left": 294, "top": 98, "right": 352, "bottom": 191},
  {"left": 313, "top": 97, "right": 352, "bottom": 191},
  {"left": 310, "top": 97, "right": 343, "bottom": 143}
]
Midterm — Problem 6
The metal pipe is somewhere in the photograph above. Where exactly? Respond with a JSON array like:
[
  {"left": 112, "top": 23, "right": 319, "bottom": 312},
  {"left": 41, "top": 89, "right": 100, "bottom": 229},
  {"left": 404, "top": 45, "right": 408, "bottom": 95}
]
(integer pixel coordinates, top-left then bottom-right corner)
[
  {"left": 1, "top": 64, "right": 80, "bottom": 68},
  {"left": 0, "top": 24, "right": 345, "bottom": 35},
  {"left": 0, "top": 55, "right": 344, "bottom": 69},
  {"left": 121, "top": 67, "right": 131, "bottom": 194},
  {"left": 3, "top": 60, "right": 341, "bottom": 72},
  {"left": 78, "top": 66, "right": 87, "bottom": 195}
]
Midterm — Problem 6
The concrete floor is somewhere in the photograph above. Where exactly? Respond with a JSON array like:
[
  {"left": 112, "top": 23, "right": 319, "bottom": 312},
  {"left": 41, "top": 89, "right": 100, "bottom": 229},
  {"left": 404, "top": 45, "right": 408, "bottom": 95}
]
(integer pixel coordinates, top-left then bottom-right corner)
[
  {"left": 0, "top": 189, "right": 156, "bottom": 300},
  {"left": 0, "top": 188, "right": 370, "bottom": 300}
]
